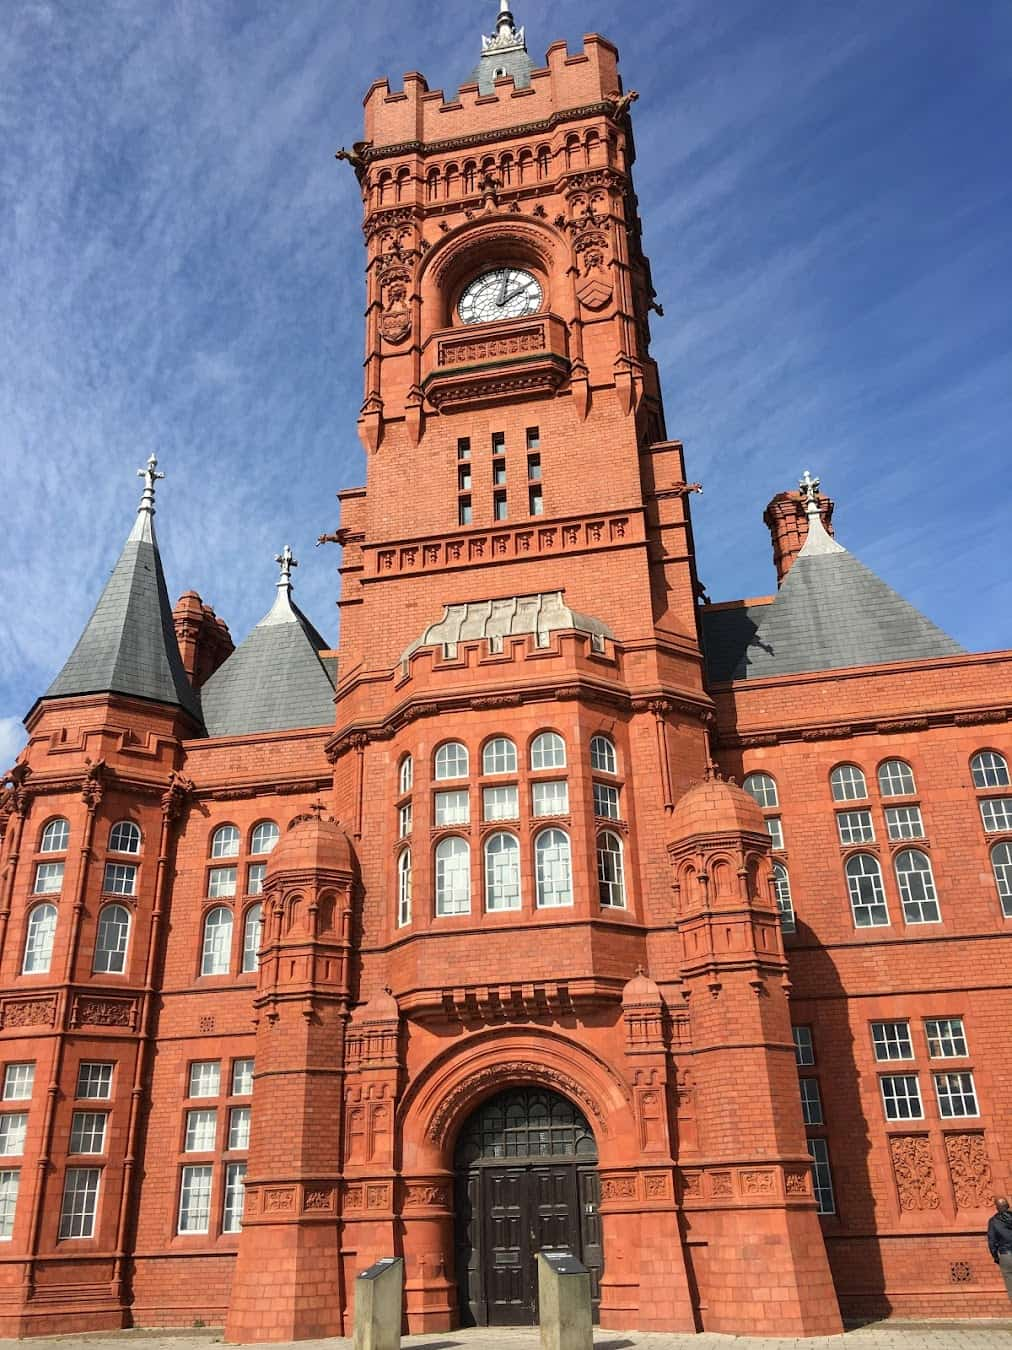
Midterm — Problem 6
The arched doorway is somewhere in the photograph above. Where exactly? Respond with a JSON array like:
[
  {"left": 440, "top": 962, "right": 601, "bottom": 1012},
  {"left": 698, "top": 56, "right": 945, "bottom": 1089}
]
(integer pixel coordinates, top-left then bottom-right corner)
[{"left": 453, "top": 1087, "right": 603, "bottom": 1327}]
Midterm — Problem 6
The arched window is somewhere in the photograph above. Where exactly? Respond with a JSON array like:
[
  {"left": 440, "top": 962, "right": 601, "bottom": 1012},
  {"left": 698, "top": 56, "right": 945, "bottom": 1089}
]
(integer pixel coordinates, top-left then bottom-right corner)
[
  {"left": 530, "top": 732, "right": 566, "bottom": 771},
  {"left": 482, "top": 737, "right": 517, "bottom": 776},
  {"left": 879, "top": 760, "right": 916, "bottom": 797},
  {"left": 108, "top": 820, "right": 141, "bottom": 854},
  {"left": 597, "top": 831, "right": 625, "bottom": 908},
  {"left": 484, "top": 832, "right": 521, "bottom": 912},
  {"left": 435, "top": 837, "right": 470, "bottom": 916},
  {"left": 831, "top": 764, "right": 867, "bottom": 802},
  {"left": 584, "top": 129, "right": 600, "bottom": 163},
  {"left": 210, "top": 825, "right": 240, "bottom": 859},
  {"left": 462, "top": 161, "right": 476, "bottom": 193},
  {"left": 565, "top": 133, "right": 581, "bottom": 169},
  {"left": 743, "top": 772, "right": 778, "bottom": 809},
  {"left": 517, "top": 149, "right": 533, "bottom": 183},
  {"left": 426, "top": 168, "right": 440, "bottom": 202},
  {"left": 39, "top": 818, "right": 69, "bottom": 853},
  {"left": 22, "top": 904, "right": 57, "bottom": 974},
  {"left": 93, "top": 904, "right": 130, "bottom": 974},
  {"left": 435, "top": 742, "right": 469, "bottom": 781},
  {"left": 845, "top": 854, "right": 889, "bottom": 928},
  {"left": 397, "top": 849, "right": 412, "bottom": 927},
  {"left": 242, "top": 904, "right": 262, "bottom": 973},
  {"left": 535, "top": 829, "right": 572, "bottom": 908},
  {"left": 201, "top": 907, "right": 233, "bottom": 976},
  {"left": 445, "top": 163, "right": 459, "bottom": 197},
  {"left": 536, "top": 145, "right": 550, "bottom": 179},
  {"left": 991, "top": 843, "right": 1012, "bottom": 917},
  {"left": 395, "top": 167, "right": 410, "bottom": 202},
  {"left": 250, "top": 821, "right": 280, "bottom": 856},
  {"left": 377, "top": 170, "right": 392, "bottom": 205},
  {"left": 499, "top": 153, "right": 513, "bottom": 185},
  {"left": 399, "top": 754, "right": 414, "bottom": 794},
  {"left": 894, "top": 850, "right": 940, "bottom": 924},
  {"left": 971, "top": 750, "right": 1010, "bottom": 789},
  {"left": 590, "top": 735, "right": 617, "bottom": 775},
  {"left": 773, "top": 862, "right": 796, "bottom": 933}
]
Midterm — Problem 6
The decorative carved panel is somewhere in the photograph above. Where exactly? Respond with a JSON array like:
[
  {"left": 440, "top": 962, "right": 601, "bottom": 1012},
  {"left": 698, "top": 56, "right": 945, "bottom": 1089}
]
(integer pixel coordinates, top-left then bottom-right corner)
[
  {"left": 890, "top": 1135, "right": 941, "bottom": 1212},
  {"left": 0, "top": 996, "right": 57, "bottom": 1030},
  {"left": 944, "top": 1133, "right": 993, "bottom": 1209}
]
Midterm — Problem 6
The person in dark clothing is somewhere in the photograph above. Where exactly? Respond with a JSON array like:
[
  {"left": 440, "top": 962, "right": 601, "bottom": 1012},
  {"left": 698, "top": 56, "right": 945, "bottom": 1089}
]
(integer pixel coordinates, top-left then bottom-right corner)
[{"left": 987, "top": 1196, "right": 1012, "bottom": 1301}]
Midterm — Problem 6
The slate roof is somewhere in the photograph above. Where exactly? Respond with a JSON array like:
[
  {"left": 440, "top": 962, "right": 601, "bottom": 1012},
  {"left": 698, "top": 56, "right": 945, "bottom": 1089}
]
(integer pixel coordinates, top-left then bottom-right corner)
[
  {"left": 44, "top": 507, "right": 202, "bottom": 723},
  {"left": 200, "top": 578, "right": 336, "bottom": 738},
  {"left": 702, "top": 510, "right": 965, "bottom": 682},
  {"left": 469, "top": 5, "right": 534, "bottom": 95},
  {"left": 402, "top": 591, "right": 614, "bottom": 665}
]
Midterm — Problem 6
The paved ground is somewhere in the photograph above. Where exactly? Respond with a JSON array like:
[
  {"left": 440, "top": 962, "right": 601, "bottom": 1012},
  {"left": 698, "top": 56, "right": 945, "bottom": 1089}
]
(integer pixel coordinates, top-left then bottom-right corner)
[{"left": 4, "top": 1323, "right": 1012, "bottom": 1350}]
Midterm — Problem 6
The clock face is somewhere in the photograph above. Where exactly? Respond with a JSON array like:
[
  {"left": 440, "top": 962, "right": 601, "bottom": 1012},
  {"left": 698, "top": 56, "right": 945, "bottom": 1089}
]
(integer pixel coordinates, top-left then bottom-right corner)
[{"left": 458, "top": 267, "right": 543, "bottom": 325}]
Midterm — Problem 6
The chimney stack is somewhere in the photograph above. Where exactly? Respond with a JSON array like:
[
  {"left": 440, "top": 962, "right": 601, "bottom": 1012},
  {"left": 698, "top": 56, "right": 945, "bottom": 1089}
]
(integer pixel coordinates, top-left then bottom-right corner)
[{"left": 764, "top": 489, "right": 835, "bottom": 585}]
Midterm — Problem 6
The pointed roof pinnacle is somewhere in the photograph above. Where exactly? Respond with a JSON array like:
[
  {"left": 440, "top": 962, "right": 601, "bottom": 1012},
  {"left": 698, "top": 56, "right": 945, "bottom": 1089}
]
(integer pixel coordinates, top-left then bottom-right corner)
[
  {"left": 481, "top": 0, "right": 526, "bottom": 54},
  {"left": 128, "top": 453, "right": 165, "bottom": 543},
  {"left": 261, "top": 545, "right": 300, "bottom": 626},
  {"left": 798, "top": 469, "right": 846, "bottom": 558}
]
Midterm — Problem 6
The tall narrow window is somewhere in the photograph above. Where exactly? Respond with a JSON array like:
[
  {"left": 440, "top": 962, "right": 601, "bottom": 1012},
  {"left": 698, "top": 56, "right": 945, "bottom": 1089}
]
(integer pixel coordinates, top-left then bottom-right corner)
[
  {"left": 69, "top": 1112, "right": 108, "bottom": 1154},
  {"left": 894, "top": 850, "right": 940, "bottom": 923},
  {"left": 772, "top": 863, "right": 796, "bottom": 933},
  {"left": 93, "top": 904, "right": 130, "bottom": 974},
  {"left": 250, "top": 821, "right": 279, "bottom": 855},
  {"left": 765, "top": 817, "right": 785, "bottom": 850},
  {"left": 800, "top": 1078, "right": 823, "bottom": 1125},
  {"left": 457, "top": 437, "right": 471, "bottom": 461},
  {"left": 845, "top": 854, "right": 889, "bottom": 927},
  {"left": 743, "top": 773, "right": 778, "bottom": 808},
  {"left": 228, "top": 1107, "right": 251, "bottom": 1151},
  {"left": 435, "top": 837, "right": 471, "bottom": 916},
  {"left": 231, "top": 1059, "right": 254, "bottom": 1096},
  {"left": 0, "top": 1170, "right": 19, "bottom": 1239},
  {"left": 222, "top": 1161, "right": 246, "bottom": 1234},
  {"left": 792, "top": 1026, "right": 815, "bottom": 1066},
  {"left": 991, "top": 843, "right": 1012, "bottom": 917},
  {"left": 201, "top": 908, "right": 233, "bottom": 976},
  {"left": 535, "top": 829, "right": 573, "bottom": 908},
  {"left": 211, "top": 825, "right": 241, "bottom": 859},
  {"left": 59, "top": 1167, "right": 100, "bottom": 1239},
  {"left": 188, "top": 1061, "right": 221, "bottom": 1098},
  {"left": 807, "top": 1139, "right": 835, "bottom": 1214},
  {"left": 33, "top": 862, "right": 64, "bottom": 894},
  {"left": 491, "top": 431, "right": 505, "bottom": 455},
  {"left": 529, "top": 484, "right": 543, "bottom": 516},
  {"left": 597, "top": 832, "right": 625, "bottom": 908},
  {"left": 397, "top": 849, "right": 412, "bottom": 927},
  {"left": 878, "top": 760, "right": 916, "bottom": 797},
  {"left": 108, "top": 820, "right": 141, "bottom": 854},
  {"left": 457, "top": 495, "right": 472, "bottom": 526},
  {"left": 493, "top": 491, "right": 508, "bottom": 521},
  {"left": 247, "top": 863, "right": 266, "bottom": 896},
  {"left": 484, "top": 832, "right": 521, "bottom": 911},
  {"left": 399, "top": 753, "right": 413, "bottom": 794},
  {"left": 398, "top": 802, "right": 412, "bottom": 838},
  {"left": 526, "top": 427, "right": 540, "bottom": 451},
  {"left": 242, "top": 905, "right": 262, "bottom": 974},
  {"left": 177, "top": 1165, "right": 213, "bottom": 1234},
  {"left": 482, "top": 737, "right": 517, "bottom": 776},
  {"left": 458, "top": 462, "right": 472, "bottom": 492},
  {"left": 22, "top": 904, "right": 57, "bottom": 974},
  {"left": 971, "top": 750, "right": 1009, "bottom": 788},
  {"left": 526, "top": 453, "right": 541, "bottom": 481},
  {"left": 530, "top": 732, "right": 566, "bottom": 770},
  {"left": 593, "top": 783, "right": 620, "bottom": 819},
  {"left": 40, "top": 818, "right": 70, "bottom": 853},
  {"left": 0, "top": 1114, "right": 27, "bottom": 1157},
  {"left": 185, "top": 1108, "right": 218, "bottom": 1152},
  {"left": 590, "top": 735, "right": 617, "bottom": 775},
  {"left": 830, "top": 764, "right": 867, "bottom": 801}
]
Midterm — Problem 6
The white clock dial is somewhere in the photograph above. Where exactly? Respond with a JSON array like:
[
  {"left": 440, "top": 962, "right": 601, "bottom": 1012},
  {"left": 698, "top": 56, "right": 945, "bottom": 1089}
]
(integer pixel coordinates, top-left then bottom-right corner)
[{"left": 458, "top": 267, "right": 543, "bottom": 325}]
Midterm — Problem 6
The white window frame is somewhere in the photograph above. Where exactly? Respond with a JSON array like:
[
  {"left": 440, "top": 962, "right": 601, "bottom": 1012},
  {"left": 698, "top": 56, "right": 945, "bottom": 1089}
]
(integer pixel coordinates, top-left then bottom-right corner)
[
  {"left": 188, "top": 1061, "right": 221, "bottom": 1099},
  {"left": 924, "top": 1017, "right": 968, "bottom": 1059},
  {"left": 23, "top": 903, "right": 57, "bottom": 973},
  {"left": 871, "top": 1020, "right": 913, "bottom": 1061},
  {"left": 39, "top": 818, "right": 70, "bottom": 854},
  {"left": 33, "top": 862, "right": 64, "bottom": 895},
  {"left": 93, "top": 904, "right": 130, "bottom": 974},
  {"left": 177, "top": 1164, "right": 213, "bottom": 1235},
  {"left": 222, "top": 1161, "right": 246, "bottom": 1235},
  {"left": 773, "top": 863, "right": 796, "bottom": 933},
  {"left": 201, "top": 907, "right": 233, "bottom": 976},
  {"left": 482, "top": 785, "right": 519, "bottom": 822},
  {"left": 793, "top": 1026, "right": 815, "bottom": 1066},
  {"left": 210, "top": 825, "right": 241, "bottom": 859},
  {"left": 242, "top": 905, "right": 262, "bottom": 974},
  {"left": 397, "top": 849, "right": 412, "bottom": 928},
  {"left": 845, "top": 854, "right": 889, "bottom": 928},
  {"left": 0, "top": 1170, "right": 19, "bottom": 1239},
  {"left": 894, "top": 849, "right": 940, "bottom": 924},
  {"left": 250, "top": 821, "right": 279, "bottom": 856},
  {"left": 836, "top": 810, "right": 875, "bottom": 845},
  {"left": 980, "top": 797, "right": 1012, "bottom": 833},
  {"left": 76, "top": 1063, "right": 113, "bottom": 1100},
  {"left": 590, "top": 735, "right": 617, "bottom": 776},
  {"left": 0, "top": 1114, "right": 27, "bottom": 1157},
  {"left": 484, "top": 832, "right": 522, "bottom": 912},
  {"left": 880, "top": 1073, "right": 924, "bottom": 1120},
  {"left": 765, "top": 816, "right": 785, "bottom": 850},
  {"left": 807, "top": 1139, "right": 835, "bottom": 1214},
  {"left": 933, "top": 1071, "right": 978, "bottom": 1118},
  {"left": 800, "top": 1078, "right": 823, "bottom": 1125},
  {"left": 991, "top": 842, "right": 1012, "bottom": 917},
  {"left": 434, "top": 789, "right": 470, "bottom": 827},
  {"left": 532, "top": 780, "right": 569, "bottom": 818},
  {"left": 831, "top": 764, "right": 867, "bottom": 801},
  {"left": 108, "top": 820, "right": 141, "bottom": 854},
  {"left": 102, "top": 863, "right": 136, "bottom": 897},
  {"left": 535, "top": 829, "right": 573, "bottom": 908},
  {"left": 878, "top": 759, "right": 916, "bottom": 797},
  {"left": 69, "top": 1111, "right": 108, "bottom": 1155},
  {"left": 246, "top": 862, "right": 266, "bottom": 897},
  {"left": 530, "top": 732, "right": 566, "bottom": 771},
  {"left": 208, "top": 866, "right": 237, "bottom": 899},
  {"left": 398, "top": 801, "right": 413, "bottom": 838},
  {"left": 593, "top": 783, "right": 620, "bottom": 820},
  {"left": 743, "top": 772, "right": 778, "bottom": 808},
  {"left": 435, "top": 837, "right": 471, "bottom": 916},
  {"left": 2, "top": 1065, "right": 34, "bottom": 1101},
  {"left": 59, "top": 1167, "right": 100, "bottom": 1239},
  {"left": 885, "top": 805, "right": 925, "bottom": 841},
  {"left": 434, "top": 742, "right": 469, "bottom": 781},
  {"left": 597, "top": 831, "right": 626, "bottom": 909},
  {"left": 482, "top": 737, "right": 517, "bottom": 776},
  {"left": 231, "top": 1059, "right": 254, "bottom": 1096},
  {"left": 398, "top": 754, "right": 413, "bottom": 794},
  {"left": 185, "top": 1108, "right": 218, "bottom": 1153},
  {"left": 228, "top": 1106, "right": 251, "bottom": 1151},
  {"left": 971, "top": 750, "right": 1010, "bottom": 789}
]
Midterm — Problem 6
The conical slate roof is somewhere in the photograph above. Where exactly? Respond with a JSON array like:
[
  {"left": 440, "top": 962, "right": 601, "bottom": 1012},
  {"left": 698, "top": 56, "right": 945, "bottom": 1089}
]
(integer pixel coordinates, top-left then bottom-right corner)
[
  {"left": 469, "top": 2, "right": 534, "bottom": 94},
  {"left": 200, "top": 549, "right": 336, "bottom": 738},
  {"left": 732, "top": 485, "right": 964, "bottom": 680},
  {"left": 43, "top": 459, "right": 201, "bottom": 723}
]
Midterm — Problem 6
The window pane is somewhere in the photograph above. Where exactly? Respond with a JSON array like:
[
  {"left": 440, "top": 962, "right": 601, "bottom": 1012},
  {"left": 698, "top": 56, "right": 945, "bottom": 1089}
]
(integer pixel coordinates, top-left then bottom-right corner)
[
  {"left": 0, "top": 1115, "right": 27, "bottom": 1157},
  {"left": 397, "top": 849, "right": 413, "bottom": 927},
  {"left": 885, "top": 805, "right": 924, "bottom": 840},
  {"left": 108, "top": 821, "right": 141, "bottom": 854},
  {"left": 807, "top": 1139, "right": 835, "bottom": 1214},
  {"left": 980, "top": 797, "right": 1012, "bottom": 833},
  {"left": 530, "top": 733, "right": 566, "bottom": 770},
  {"left": 435, "top": 743, "right": 469, "bottom": 781},
  {"left": 185, "top": 1109, "right": 217, "bottom": 1152},
  {"left": 178, "top": 1165, "right": 213, "bottom": 1234},
  {"left": 228, "top": 1107, "right": 251, "bottom": 1151},
  {"left": 484, "top": 833, "right": 521, "bottom": 912},
  {"left": 435, "top": 838, "right": 471, "bottom": 916},
  {"left": 831, "top": 764, "right": 867, "bottom": 801},
  {"left": 93, "top": 905, "right": 130, "bottom": 974},
  {"left": 70, "top": 1112, "right": 107, "bottom": 1154},
  {"left": 231, "top": 1059, "right": 254, "bottom": 1096},
  {"left": 398, "top": 802, "right": 413, "bottom": 838},
  {"left": 23, "top": 904, "right": 57, "bottom": 973},
  {"left": 211, "top": 825, "right": 240, "bottom": 858},
  {"left": 222, "top": 1161, "right": 246, "bottom": 1234},
  {"left": 201, "top": 908, "right": 233, "bottom": 975},
  {"left": 77, "top": 1063, "right": 113, "bottom": 1100},
  {"left": 894, "top": 850, "right": 940, "bottom": 924},
  {"left": 535, "top": 830, "right": 572, "bottom": 908},
  {"left": 878, "top": 759, "right": 915, "bottom": 796},
  {"left": 800, "top": 1078, "right": 823, "bottom": 1125},
  {"left": 40, "top": 819, "right": 70, "bottom": 853},
  {"left": 246, "top": 862, "right": 266, "bottom": 896},
  {"left": 435, "top": 790, "right": 470, "bottom": 826},
  {"left": 399, "top": 755, "right": 414, "bottom": 795},
  {"left": 837, "top": 810, "right": 874, "bottom": 844},
  {"left": 250, "top": 822, "right": 280, "bottom": 856},
  {"left": 242, "top": 905, "right": 262, "bottom": 974},
  {"left": 880, "top": 1074, "right": 923, "bottom": 1120},
  {"left": 59, "top": 1167, "right": 100, "bottom": 1239},
  {"left": 793, "top": 1026, "right": 815, "bottom": 1066},
  {"left": 766, "top": 816, "right": 784, "bottom": 850},
  {"left": 845, "top": 855, "right": 889, "bottom": 927},
  {"left": 483, "top": 785, "right": 519, "bottom": 822},
  {"left": 532, "top": 780, "right": 569, "bottom": 817},
  {"left": 0, "top": 1170, "right": 20, "bottom": 1239},
  {"left": 188, "top": 1062, "right": 221, "bottom": 1099},
  {"left": 991, "top": 843, "right": 1012, "bottom": 917},
  {"left": 482, "top": 738, "right": 517, "bottom": 775},
  {"left": 33, "top": 862, "right": 64, "bottom": 895},
  {"left": 871, "top": 1021, "right": 913, "bottom": 1061},
  {"left": 971, "top": 751, "right": 1010, "bottom": 789},
  {"left": 597, "top": 833, "right": 625, "bottom": 908},
  {"left": 933, "top": 1071, "right": 978, "bottom": 1118},
  {"left": 208, "top": 867, "right": 237, "bottom": 899},
  {"left": 773, "top": 864, "right": 796, "bottom": 933},
  {"left": 743, "top": 773, "right": 778, "bottom": 808},
  {"left": 590, "top": 736, "right": 617, "bottom": 775},
  {"left": 593, "top": 783, "right": 620, "bottom": 819},
  {"left": 102, "top": 863, "right": 136, "bottom": 896},
  {"left": 3, "top": 1065, "right": 34, "bottom": 1101},
  {"left": 925, "top": 1018, "right": 967, "bottom": 1059}
]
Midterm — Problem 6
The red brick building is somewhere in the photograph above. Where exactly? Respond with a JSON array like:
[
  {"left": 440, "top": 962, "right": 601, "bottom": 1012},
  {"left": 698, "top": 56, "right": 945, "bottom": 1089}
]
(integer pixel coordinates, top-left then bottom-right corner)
[{"left": 1, "top": 4, "right": 1009, "bottom": 1339}]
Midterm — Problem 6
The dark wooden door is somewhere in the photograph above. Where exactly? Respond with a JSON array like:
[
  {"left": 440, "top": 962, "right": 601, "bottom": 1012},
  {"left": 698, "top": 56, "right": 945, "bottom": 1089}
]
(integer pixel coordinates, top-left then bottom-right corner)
[{"left": 482, "top": 1165, "right": 582, "bottom": 1325}]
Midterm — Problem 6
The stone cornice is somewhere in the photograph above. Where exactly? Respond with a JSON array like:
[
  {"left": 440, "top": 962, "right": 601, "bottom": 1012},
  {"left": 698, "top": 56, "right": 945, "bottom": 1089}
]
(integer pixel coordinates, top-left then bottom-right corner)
[
  {"left": 720, "top": 705, "right": 1010, "bottom": 750},
  {"left": 361, "top": 102, "right": 621, "bottom": 166}
]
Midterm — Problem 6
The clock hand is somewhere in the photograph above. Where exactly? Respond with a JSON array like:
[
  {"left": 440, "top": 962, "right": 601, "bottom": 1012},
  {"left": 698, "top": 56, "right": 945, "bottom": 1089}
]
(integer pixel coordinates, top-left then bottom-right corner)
[
  {"left": 501, "top": 286, "right": 531, "bottom": 306},
  {"left": 497, "top": 270, "right": 510, "bottom": 305}
]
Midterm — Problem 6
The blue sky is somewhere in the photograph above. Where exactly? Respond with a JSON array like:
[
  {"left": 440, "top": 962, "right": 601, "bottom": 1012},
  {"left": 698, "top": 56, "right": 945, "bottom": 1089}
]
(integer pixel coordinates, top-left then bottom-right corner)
[{"left": 2, "top": 0, "right": 1010, "bottom": 763}]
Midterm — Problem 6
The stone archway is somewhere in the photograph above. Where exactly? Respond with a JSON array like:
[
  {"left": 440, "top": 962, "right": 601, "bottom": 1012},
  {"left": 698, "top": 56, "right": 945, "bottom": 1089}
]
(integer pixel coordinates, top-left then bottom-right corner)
[{"left": 453, "top": 1086, "right": 603, "bottom": 1328}]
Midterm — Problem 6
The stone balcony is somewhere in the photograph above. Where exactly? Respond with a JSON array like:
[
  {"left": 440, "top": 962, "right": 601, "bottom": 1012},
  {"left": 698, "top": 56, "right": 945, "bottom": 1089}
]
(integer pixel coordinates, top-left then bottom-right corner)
[{"left": 420, "top": 312, "right": 570, "bottom": 410}]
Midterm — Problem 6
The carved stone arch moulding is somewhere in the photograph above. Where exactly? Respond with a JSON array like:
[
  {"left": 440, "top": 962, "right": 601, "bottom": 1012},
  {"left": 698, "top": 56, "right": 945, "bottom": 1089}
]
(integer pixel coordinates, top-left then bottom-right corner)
[
  {"left": 422, "top": 218, "right": 568, "bottom": 325},
  {"left": 398, "top": 1027, "right": 635, "bottom": 1169}
]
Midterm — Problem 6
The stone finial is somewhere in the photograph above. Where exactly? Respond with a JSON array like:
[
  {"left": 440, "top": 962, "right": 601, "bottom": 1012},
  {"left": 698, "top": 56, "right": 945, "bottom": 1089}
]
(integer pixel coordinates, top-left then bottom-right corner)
[
  {"left": 275, "top": 544, "right": 298, "bottom": 588},
  {"left": 797, "top": 471, "right": 846, "bottom": 558},
  {"left": 799, "top": 469, "right": 820, "bottom": 515},
  {"left": 136, "top": 454, "right": 164, "bottom": 517}
]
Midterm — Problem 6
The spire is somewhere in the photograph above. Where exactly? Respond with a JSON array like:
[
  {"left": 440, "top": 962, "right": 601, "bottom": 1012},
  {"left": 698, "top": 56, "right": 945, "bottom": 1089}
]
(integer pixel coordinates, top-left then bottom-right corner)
[
  {"left": 470, "top": 0, "right": 533, "bottom": 94},
  {"left": 40, "top": 459, "right": 202, "bottom": 724},
  {"left": 797, "top": 469, "right": 845, "bottom": 557},
  {"left": 261, "top": 544, "right": 300, "bottom": 626}
]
